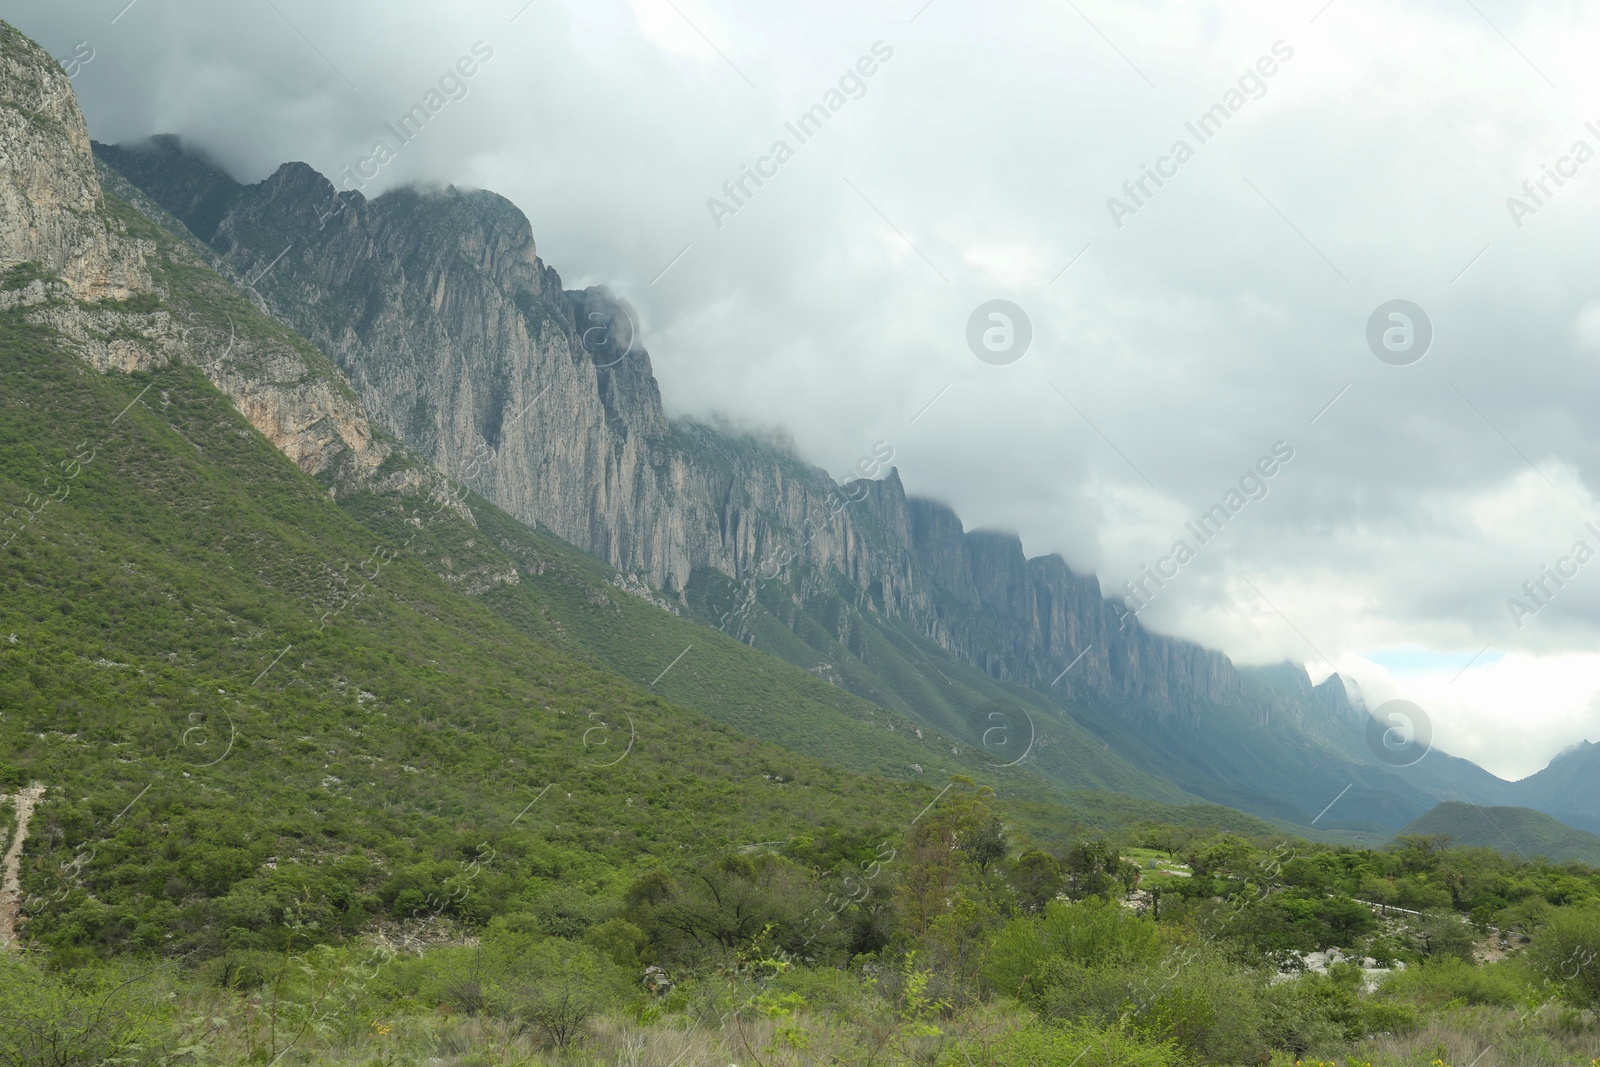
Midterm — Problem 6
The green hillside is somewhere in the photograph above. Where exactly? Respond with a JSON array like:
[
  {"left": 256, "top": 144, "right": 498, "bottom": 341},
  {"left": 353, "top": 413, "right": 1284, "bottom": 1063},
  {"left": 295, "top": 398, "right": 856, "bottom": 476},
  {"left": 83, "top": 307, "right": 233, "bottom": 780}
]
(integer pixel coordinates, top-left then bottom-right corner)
[
  {"left": 0, "top": 239, "right": 941, "bottom": 962},
  {"left": 1398, "top": 801, "right": 1600, "bottom": 866},
  {"left": 9, "top": 19, "right": 1600, "bottom": 1067},
  {"left": 0, "top": 180, "right": 1281, "bottom": 972}
]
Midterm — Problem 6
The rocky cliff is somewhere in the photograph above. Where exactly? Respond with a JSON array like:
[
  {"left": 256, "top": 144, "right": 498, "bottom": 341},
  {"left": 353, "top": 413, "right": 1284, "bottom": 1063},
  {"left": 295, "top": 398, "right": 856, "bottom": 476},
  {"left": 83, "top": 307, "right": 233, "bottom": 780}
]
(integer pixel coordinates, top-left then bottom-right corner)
[
  {"left": 0, "top": 23, "right": 146, "bottom": 301},
  {"left": 0, "top": 22, "right": 385, "bottom": 484},
  {"left": 93, "top": 136, "right": 1266, "bottom": 729}
]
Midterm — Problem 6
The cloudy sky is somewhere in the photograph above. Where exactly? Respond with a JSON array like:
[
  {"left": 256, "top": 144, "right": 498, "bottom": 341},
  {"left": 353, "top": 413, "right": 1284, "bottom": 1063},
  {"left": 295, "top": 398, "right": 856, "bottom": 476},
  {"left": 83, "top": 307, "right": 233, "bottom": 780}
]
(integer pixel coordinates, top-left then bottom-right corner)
[{"left": 11, "top": 0, "right": 1600, "bottom": 779}]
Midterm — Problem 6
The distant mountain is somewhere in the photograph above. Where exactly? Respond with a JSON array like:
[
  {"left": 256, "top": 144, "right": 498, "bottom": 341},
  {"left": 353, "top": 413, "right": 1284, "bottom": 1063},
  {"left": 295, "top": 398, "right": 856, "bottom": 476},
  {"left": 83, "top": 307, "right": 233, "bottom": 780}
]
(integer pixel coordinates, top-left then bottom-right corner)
[
  {"left": 1508, "top": 740, "right": 1600, "bottom": 835},
  {"left": 91, "top": 135, "right": 1595, "bottom": 837},
  {"left": 1399, "top": 802, "right": 1600, "bottom": 866},
  {"left": 0, "top": 18, "right": 961, "bottom": 958}
]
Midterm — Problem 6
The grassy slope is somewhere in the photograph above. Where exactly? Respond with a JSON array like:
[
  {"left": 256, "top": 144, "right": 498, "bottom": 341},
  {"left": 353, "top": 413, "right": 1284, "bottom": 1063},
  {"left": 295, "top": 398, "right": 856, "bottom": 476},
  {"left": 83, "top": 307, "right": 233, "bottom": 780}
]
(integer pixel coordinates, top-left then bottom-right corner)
[
  {"left": 88, "top": 142, "right": 1360, "bottom": 844},
  {"left": 347, "top": 486, "right": 1285, "bottom": 850},
  {"left": 0, "top": 254, "right": 933, "bottom": 960},
  {"left": 1398, "top": 802, "right": 1600, "bottom": 866}
]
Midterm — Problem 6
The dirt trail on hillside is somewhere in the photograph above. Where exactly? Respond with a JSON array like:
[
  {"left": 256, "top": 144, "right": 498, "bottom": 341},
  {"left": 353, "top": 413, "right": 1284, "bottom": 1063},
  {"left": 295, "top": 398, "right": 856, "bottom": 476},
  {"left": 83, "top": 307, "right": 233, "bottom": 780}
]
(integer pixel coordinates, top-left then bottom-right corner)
[{"left": 0, "top": 783, "right": 45, "bottom": 948}]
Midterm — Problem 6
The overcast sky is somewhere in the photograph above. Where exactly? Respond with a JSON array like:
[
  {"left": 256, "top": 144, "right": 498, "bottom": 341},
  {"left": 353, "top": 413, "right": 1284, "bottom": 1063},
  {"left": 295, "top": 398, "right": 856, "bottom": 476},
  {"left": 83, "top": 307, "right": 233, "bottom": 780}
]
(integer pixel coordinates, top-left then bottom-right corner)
[{"left": 11, "top": 0, "right": 1600, "bottom": 779}]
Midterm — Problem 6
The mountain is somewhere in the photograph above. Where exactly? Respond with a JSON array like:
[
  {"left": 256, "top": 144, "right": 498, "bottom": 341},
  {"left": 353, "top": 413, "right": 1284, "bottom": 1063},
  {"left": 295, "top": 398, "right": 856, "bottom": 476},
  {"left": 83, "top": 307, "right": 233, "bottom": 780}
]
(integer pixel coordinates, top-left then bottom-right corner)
[
  {"left": 0, "top": 20, "right": 971, "bottom": 958},
  {"left": 1399, "top": 802, "right": 1600, "bottom": 866},
  {"left": 89, "top": 134, "right": 1600, "bottom": 840},
  {"left": 1509, "top": 740, "right": 1600, "bottom": 835},
  {"left": 3, "top": 19, "right": 1304, "bottom": 966}
]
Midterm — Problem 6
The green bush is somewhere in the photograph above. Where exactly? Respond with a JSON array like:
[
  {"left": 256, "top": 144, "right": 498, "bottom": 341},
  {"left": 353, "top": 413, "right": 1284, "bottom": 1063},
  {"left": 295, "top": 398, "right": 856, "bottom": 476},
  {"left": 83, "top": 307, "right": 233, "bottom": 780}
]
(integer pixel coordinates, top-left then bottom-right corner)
[
  {"left": 773, "top": 962, "right": 870, "bottom": 1014},
  {"left": 1410, "top": 910, "right": 1479, "bottom": 963},
  {"left": 1035, "top": 959, "right": 1147, "bottom": 1026},
  {"left": 0, "top": 956, "right": 181, "bottom": 1067},
  {"left": 1127, "top": 948, "right": 1271, "bottom": 1065},
  {"left": 532, "top": 883, "right": 611, "bottom": 939},
  {"left": 1527, "top": 905, "right": 1600, "bottom": 1008},
  {"left": 943, "top": 1020, "right": 1182, "bottom": 1067},
  {"left": 1378, "top": 956, "right": 1530, "bottom": 1008},
  {"left": 583, "top": 916, "right": 652, "bottom": 970},
  {"left": 984, "top": 897, "right": 1166, "bottom": 999},
  {"left": 498, "top": 939, "right": 629, "bottom": 1049},
  {"left": 1261, "top": 966, "right": 1418, "bottom": 1055}
]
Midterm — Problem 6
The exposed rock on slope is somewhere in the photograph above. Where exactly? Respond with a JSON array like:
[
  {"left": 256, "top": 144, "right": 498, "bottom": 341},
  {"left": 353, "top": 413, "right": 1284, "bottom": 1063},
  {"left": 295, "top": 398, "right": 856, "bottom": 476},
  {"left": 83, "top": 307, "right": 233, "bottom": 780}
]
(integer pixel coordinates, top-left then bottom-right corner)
[
  {"left": 0, "top": 23, "right": 146, "bottom": 300},
  {"left": 0, "top": 22, "right": 386, "bottom": 484},
  {"left": 96, "top": 131, "right": 1595, "bottom": 831},
  {"left": 90, "top": 137, "right": 1248, "bottom": 716}
]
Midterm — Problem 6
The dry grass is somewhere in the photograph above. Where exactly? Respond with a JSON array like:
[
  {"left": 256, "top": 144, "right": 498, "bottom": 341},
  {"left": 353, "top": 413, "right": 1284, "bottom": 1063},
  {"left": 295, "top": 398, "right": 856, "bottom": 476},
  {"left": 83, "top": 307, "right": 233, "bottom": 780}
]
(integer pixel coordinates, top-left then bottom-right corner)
[
  {"left": 1304, "top": 1004, "right": 1600, "bottom": 1067},
  {"left": 247, "top": 1003, "right": 1022, "bottom": 1067}
]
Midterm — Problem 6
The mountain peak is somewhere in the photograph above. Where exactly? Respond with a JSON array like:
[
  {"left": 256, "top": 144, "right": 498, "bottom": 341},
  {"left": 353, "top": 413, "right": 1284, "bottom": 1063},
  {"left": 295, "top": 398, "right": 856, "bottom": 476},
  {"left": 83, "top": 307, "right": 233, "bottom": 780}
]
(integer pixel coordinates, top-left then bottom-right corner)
[
  {"left": 92, "top": 127, "right": 1592, "bottom": 835},
  {"left": 0, "top": 24, "right": 148, "bottom": 299}
]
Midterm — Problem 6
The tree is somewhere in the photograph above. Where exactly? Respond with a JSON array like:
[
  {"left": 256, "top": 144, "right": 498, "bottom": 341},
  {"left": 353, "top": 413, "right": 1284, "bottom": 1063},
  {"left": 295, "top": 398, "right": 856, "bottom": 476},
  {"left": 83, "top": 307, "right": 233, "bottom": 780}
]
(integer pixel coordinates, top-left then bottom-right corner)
[
  {"left": 1142, "top": 823, "right": 1197, "bottom": 860},
  {"left": 1012, "top": 850, "right": 1064, "bottom": 912},
  {"left": 1064, "top": 840, "right": 1137, "bottom": 900},
  {"left": 963, "top": 816, "right": 1008, "bottom": 873},
  {"left": 1312, "top": 896, "right": 1379, "bottom": 945},
  {"left": 893, "top": 779, "right": 1003, "bottom": 936}
]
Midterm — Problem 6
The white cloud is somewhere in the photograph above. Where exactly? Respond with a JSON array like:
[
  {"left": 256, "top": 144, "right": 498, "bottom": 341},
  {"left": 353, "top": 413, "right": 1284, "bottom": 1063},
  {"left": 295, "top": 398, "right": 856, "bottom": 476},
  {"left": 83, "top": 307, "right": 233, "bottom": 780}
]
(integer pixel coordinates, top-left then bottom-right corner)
[
  {"left": 14, "top": 0, "right": 1600, "bottom": 773},
  {"left": 1336, "top": 651, "right": 1600, "bottom": 781},
  {"left": 1574, "top": 302, "right": 1600, "bottom": 352}
]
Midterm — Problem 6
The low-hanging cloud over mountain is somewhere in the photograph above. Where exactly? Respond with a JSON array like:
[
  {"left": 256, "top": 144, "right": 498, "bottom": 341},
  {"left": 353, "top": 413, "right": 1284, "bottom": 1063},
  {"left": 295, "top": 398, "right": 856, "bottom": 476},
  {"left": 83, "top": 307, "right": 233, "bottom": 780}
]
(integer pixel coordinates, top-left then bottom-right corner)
[{"left": 12, "top": 0, "right": 1600, "bottom": 778}]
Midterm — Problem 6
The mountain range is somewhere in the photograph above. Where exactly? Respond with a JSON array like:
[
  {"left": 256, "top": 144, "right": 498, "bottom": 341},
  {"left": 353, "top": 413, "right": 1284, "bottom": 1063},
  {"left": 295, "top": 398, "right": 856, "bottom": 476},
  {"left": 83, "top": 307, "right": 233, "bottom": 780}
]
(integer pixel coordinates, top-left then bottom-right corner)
[
  {"left": 86, "top": 132, "right": 1600, "bottom": 843},
  {"left": 3, "top": 12, "right": 1594, "bottom": 872}
]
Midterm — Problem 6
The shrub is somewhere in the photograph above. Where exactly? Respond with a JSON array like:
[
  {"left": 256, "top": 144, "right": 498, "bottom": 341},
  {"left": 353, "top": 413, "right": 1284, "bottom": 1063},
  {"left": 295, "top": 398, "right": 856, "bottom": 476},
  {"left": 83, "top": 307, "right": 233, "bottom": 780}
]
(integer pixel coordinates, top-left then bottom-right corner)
[
  {"left": 499, "top": 939, "right": 630, "bottom": 1049},
  {"left": 584, "top": 916, "right": 652, "bottom": 970},
  {"left": 942, "top": 1020, "right": 1182, "bottom": 1067},
  {"left": 532, "top": 883, "right": 611, "bottom": 939},
  {"left": 1127, "top": 948, "right": 1270, "bottom": 1065},
  {"left": 1262, "top": 966, "right": 1419, "bottom": 1056},
  {"left": 1528, "top": 906, "right": 1600, "bottom": 1008},
  {"left": 1378, "top": 956, "right": 1529, "bottom": 1008},
  {"left": 1410, "top": 910, "right": 1478, "bottom": 964},
  {"left": 0, "top": 956, "right": 180, "bottom": 1067},
  {"left": 984, "top": 897, "right": 1166, "bottom": 1000}
]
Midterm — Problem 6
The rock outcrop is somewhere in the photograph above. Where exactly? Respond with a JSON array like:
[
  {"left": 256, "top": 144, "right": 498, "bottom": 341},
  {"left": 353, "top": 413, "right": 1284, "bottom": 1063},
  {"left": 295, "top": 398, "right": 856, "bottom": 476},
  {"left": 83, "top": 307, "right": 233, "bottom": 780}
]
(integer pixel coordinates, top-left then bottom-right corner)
[
  {"left": 0, "top": 21, "right": 387, "bottom": 486},
  {"left": 0, "top": 23, "right": 146, "bottom": 300},
  {"left": 90, "top": 134, "right": 1291, "bottom": 726}
]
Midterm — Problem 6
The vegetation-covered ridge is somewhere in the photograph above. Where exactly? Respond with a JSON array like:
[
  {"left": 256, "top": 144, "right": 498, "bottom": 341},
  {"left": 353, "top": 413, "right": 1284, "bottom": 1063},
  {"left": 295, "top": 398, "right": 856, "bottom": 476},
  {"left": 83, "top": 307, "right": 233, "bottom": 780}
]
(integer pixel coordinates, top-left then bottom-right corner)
[
  {"left": 96, "top": 129, "right": 1578, "bottom": 839},
  {"left": 3, "top": 16, "right": 1600, "bottom": 1067},
  {"left": 10, "top": 226, "right": 1599, "bottom": 1065},
  {"left": 1400, "top": 803, "right": 1600, "bottom": 867},
  {"left": 0, "top": 265, "right": 932, "bottom": 958}
]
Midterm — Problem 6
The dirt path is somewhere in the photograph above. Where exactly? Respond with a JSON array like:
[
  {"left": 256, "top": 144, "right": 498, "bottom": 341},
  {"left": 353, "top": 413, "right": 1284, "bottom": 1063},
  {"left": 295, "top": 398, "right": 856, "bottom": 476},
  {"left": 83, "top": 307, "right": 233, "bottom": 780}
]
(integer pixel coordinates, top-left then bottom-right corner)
[{"left": 0, "top": 782, "right": 45, "bottom": 948}]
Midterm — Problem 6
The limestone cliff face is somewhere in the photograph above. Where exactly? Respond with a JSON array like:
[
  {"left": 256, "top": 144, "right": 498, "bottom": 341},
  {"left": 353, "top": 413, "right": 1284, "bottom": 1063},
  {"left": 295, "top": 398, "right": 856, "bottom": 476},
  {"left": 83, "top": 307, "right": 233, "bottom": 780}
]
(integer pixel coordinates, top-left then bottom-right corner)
[
  {"left": 863, "top": 484, "right": 1241, "bottom": 717},
  {"left": 0, "top": 21, "right": 386, "bottom": 486},
  {"left": 95, "top": 136, "right": 1296, "bottom": 726},
  {"left": 0, "top": 23, "right": 146, "bottom": 300},
  {"left": 93, "top": 142, "right": 875, "bottom": 593}
]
